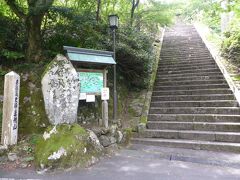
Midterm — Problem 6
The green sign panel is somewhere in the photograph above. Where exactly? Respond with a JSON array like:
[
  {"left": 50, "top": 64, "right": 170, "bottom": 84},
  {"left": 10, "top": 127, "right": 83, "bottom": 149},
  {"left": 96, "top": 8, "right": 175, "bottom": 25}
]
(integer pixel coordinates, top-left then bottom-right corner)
[{"left": 79, "top": 72, "right": 103, "bottom": 94}]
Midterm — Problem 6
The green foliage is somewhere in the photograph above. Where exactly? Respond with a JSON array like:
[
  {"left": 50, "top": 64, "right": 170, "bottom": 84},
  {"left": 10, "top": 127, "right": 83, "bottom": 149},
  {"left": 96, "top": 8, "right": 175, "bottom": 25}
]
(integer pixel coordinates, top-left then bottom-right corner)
[
  {"left": 0, "top": 0, "right": 177, "bottom": 136},
  {"left": 221, "top": 19, "right": 240, "bottom": 64},
  {"left": 233, "top": 75, "right": 240, "bottom": 81},
  {"left": 114, "top": 27, "right": 154, "bottom": 88},
  {"left": 136, "top": 1, "right": 175, "bottom": 31},
  {"left": 1, "top": 49, "right": 25, "bottom": 60},
  {"left": 180, "top": 0, "right": 221, "bottom": 33},
  {"left": 42, "top": 5, "right": 157, "bottom": 89},
  {"left": 0, "top": 15, "right": 26, "bottom": 52},
  {"left": 42, "top": 6, "right": 106, "bottom": 56},
  {"left": 0, "top": 67, "right": 7, "bottom": 76}
]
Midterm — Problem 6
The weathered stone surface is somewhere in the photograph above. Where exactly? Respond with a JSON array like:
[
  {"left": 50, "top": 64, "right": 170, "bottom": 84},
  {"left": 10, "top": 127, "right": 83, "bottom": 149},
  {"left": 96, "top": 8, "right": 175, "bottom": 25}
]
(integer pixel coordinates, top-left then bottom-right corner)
[
  {"left": 99, "top": 134, "right": 117, "bottom": 147},
  {"left": 87, "top": 130, "right": 104, "bottom": 151},
  {"left": 109, "top": 136, "right": 117, "bottom": 144},
  {"left": 138, "top": 123, "right": 146, "bottom": 133},
  {"left": 105, "top": 144, "right": 119, "bottom": 154},
  {"left": 115, "top": 130, "right": 123, "bottom": 143},
  {"left": 99, "top": 135, "right": 111, "bottom": 147},
  {"left": 109, "top": 125, "right": 118, "bottom": 135},
  {"left": 8, "top": 153, "right": 18, "bottom": 162},
  {"left": 1, "top": 71, "right": 20, "bottom": 146},
  {"left": 91, "top": 127, "right": 109, "bottom": 136},
  {"left": 41, "top": 54, "right": 80, "bottom": 125}
]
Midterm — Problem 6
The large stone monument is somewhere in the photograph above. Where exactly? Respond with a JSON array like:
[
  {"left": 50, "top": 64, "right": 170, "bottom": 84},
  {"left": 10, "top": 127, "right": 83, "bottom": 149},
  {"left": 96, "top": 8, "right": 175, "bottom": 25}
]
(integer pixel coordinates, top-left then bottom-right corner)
[
  {"left": 41, "top": 54, "right": 80, "bottom": 125},
  {"left": 1, "top": 71, "right": 20, "bottom": 146}
]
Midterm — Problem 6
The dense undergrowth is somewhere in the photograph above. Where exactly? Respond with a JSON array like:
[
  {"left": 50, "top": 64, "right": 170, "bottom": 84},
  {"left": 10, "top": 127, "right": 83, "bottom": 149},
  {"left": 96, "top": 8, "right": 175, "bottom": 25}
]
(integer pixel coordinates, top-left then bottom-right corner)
[{"left": 221, "top": 19, "right": 240, "bottom": 65}]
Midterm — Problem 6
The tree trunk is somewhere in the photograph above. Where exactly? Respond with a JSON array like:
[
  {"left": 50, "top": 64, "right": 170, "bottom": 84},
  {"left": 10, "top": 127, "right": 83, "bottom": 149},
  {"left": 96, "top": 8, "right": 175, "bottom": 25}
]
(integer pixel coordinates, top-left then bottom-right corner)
[
  {"left": 25, "top": 15, "right": 43, "bottom": 62},
  {"left": 130, "top": 0, "right": 139, "bottom": 26},
  {"left": 96, "top": 0, "right": 101, "bottom": 22}
]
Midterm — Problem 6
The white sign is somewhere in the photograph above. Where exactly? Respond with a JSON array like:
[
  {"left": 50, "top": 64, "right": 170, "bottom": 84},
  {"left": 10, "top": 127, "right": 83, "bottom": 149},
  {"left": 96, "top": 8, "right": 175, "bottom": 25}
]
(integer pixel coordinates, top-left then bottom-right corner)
[
  {"left": 101, "top": 88, "right": 109, "bottom": 100},
  {"left": 79, "top": 93, "right": 87, "bottom": 100},
  {"left": 86, "top": 95, "right": 95, "bottom": 102}
]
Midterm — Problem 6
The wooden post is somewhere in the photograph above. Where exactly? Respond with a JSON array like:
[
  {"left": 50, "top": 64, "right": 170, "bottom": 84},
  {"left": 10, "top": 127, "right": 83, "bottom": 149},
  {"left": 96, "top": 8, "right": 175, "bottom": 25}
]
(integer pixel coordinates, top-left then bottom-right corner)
[
  {"left": 102, "top": 100, "right": 108, "bottom": 128},
  {"left": 1, "top": 71, "right": 20, "bottom": 146},
  {"left": 101, "top": 69, "right": 109, "bottom": 128}
]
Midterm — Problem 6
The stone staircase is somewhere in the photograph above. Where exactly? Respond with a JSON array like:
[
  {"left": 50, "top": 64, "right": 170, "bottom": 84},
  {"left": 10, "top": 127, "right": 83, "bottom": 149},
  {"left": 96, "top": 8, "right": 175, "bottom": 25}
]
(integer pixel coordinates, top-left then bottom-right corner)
[{"left": 132, "top": 24, "right": 240, "bottom": 153}]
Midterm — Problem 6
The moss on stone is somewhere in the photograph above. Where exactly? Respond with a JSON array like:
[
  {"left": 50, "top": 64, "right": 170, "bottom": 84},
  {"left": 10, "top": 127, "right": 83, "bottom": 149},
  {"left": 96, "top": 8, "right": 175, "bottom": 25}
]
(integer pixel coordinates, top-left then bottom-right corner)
[
  {"left": 19, "top": 71, "right": 49, "bottom": 134},
  {"left": 123, "top": 128, "right": 133, "bottom": 145},
  {"left": 140, "top": 116, "right": 147, "bottom": 124},
  {"left": 35, "top": 124, "right": 101, "bottom": 169},
  {"left": 128, "top": 107, "right": 138, "bottom": 117}
]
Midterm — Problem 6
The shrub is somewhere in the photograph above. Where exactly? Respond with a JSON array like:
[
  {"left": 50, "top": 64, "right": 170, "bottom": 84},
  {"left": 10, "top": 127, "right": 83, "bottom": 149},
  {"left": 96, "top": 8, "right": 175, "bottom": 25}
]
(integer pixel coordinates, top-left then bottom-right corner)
[
  {"left": 107, "top": 27, "right": 155, "bottom": 89},
  {"left": 221, "top": 20, "right": 240, "bottom": 65}
]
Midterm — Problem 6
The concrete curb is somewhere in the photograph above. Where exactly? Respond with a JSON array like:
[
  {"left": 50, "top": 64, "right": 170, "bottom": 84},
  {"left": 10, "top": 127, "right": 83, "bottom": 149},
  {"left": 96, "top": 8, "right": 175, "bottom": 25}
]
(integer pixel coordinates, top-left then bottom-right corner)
[{"left": 139, "top": 28, "right": 165, "bottom": 127}]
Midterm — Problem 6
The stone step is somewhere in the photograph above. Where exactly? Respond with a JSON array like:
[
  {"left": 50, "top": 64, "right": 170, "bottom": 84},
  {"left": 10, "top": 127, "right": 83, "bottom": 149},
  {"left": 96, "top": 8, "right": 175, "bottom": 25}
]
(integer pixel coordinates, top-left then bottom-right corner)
[
  {"left": 158, "top": 65, "right": 217, "bottom": 72},
  {"left": 161, "top": 48, "right": 209, "bottom": 52},
  {"left": 162, "top": 47, "right": 209, "bottom": 50},
  {"left": 135, "top": 24, "right": 240, "bottom": 153},
  {"left": 158, "top": 68, "right": 221, "bottom": 75},
  {"left": 148, "top": 114, "right": 240, "bottom": 122},
  {"left": 158, "top": 61, "right": 215, "bottom": 69},
  {"left": 150, "top": 100, "right": 238, "bottom": 107},
  {"left": 158, "top": 72, "right": 223, "bottom": 78},
  {"left": 162, "top": 45, "right": 206, "bottom": 50},
  {"left": 155, "top": 79, "right": 226, "bottom": 86},
  {"left": 161, "top": 50, "right": 209, "bottom": 54},
  {"left": 159, "top": 58, "right": 214, "bottom": 64},
  {"left": 154, "top": 84, "right": 229, "bottom": 91},
  {"left": 161, "top": 47, "right": 209, "bottom": 51},
  {"left": 157, "top": 75, "right": 224, "bottom": 82},
  {"left": 161, "top": 53, "right": 211, "bottom": 57},
  {"left": 143, "top": 129, "right": 240, "bottom": 143},
  {"left": 160, "top": 58, "right": 213, "bottom": 62},
  {"left": 149, "top": 107, "right": 240, "bottom": 115},
  {"left": 152, "top": 89, "right": 232, "bottom": 96},
  {"left": 147, "top": 121, "right": 240, "bottom": 132},
  {"left": 131, "top": 138, "right": 240, "bottom": 153},
  {"left": 151, "top": 94, "right": 235, "bottom": 101},
  {"left": 160, "top": 54, "right": 212, "bottom": 59}
]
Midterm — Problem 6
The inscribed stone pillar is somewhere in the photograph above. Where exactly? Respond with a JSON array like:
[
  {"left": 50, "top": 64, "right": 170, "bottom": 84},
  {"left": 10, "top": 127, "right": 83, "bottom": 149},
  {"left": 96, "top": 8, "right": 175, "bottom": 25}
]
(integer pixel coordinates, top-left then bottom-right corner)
[
  {"left": 1, "top": 71, "right": 20, "bottom": 146},
  {"left": 41, "top": 54, "right": 80, "bottom": 125}
]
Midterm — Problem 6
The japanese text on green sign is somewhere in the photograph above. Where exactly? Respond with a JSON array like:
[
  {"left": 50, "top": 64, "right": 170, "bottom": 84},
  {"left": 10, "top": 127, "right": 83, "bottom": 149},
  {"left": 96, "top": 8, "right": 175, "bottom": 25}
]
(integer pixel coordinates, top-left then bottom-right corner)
[{"left": 78, "top": 72, "right": 103, "bottom": 94}]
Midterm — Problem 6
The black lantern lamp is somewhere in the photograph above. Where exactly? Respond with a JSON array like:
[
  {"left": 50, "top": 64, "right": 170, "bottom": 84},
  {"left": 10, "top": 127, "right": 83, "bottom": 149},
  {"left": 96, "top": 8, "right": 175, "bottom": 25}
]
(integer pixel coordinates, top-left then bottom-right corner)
[{"left": 109, "top": 14, "right": 119, "bottom": 30}]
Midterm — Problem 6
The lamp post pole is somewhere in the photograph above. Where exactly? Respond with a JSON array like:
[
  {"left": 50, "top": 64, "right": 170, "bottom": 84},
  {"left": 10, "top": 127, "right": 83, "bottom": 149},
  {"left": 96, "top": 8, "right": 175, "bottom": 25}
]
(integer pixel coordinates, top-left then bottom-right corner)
[
  {"left": 109, "top": 14, "right": 119, "bottom": 122},
  {"left": 113, "top": 29, "right": 117, "bottom": 121}
]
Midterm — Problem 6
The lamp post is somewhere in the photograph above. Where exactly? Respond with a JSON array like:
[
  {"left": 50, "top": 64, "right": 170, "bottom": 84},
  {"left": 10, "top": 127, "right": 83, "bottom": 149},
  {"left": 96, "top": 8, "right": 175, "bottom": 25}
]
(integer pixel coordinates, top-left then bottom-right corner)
[{"left": 109, "top": 14, "right": 119, "bottom": 121}]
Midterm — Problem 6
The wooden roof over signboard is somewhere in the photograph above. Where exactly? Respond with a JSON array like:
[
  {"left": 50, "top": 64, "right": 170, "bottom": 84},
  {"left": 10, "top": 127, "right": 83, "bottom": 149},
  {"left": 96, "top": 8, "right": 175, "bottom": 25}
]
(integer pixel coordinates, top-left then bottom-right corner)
[{"left": 64, "top": 46, "right": 116, "bottom": 68}]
